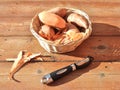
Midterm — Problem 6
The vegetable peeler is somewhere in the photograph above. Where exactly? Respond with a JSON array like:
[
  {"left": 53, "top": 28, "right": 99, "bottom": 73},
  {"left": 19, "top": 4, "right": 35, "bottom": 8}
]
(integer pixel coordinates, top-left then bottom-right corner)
[{"left": 41, "top": 56, "right": 93, "bottom": 84}]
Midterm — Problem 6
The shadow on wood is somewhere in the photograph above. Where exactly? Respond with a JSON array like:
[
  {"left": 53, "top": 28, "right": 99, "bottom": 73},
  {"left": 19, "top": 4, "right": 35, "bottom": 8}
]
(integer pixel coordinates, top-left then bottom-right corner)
[
  {"left": 92, "top": 23, "right": 120, "bottom": 36},
  {"left": 64, "top": 23, "right": 120, "bottom": 61}
]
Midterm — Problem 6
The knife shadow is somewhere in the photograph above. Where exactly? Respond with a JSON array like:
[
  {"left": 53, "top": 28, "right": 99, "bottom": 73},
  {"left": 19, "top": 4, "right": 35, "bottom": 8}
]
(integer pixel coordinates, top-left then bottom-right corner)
[
  {"left": 48, "top": 23, "right": 120, "bottom": 86},
  {"left": 48, "top": 62, "right": 100, "bottom": 86}
]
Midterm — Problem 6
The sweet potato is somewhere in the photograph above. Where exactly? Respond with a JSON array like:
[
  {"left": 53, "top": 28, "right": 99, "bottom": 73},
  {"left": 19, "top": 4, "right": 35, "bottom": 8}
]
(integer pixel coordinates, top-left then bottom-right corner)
[
  {"left": 67, "top": 13, "right": 89, "bottom": 29},
  {"left": 48, "top": 7, "right": 67, "bottom": 17},
  {"left": 66, "top": 23, "right": 79, "bottom": 33},
  {"left": 38, "top": 11, "right": 66, "bottom": 29},
  {"left": 38, "top": 25, "right": 55, "bottom": 40}
]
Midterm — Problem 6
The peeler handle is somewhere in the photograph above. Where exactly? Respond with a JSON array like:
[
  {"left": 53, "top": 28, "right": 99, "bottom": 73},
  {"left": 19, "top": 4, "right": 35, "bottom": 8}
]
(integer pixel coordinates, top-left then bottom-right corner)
[{"left": 41, "top": 56, "right": 93, "bottom": 84}]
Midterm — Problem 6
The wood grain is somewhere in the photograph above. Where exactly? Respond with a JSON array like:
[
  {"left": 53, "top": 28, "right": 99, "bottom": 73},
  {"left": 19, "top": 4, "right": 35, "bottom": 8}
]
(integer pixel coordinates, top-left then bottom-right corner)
[
  {"left": 0, "top": 17, "right": 120, "bottom": 36},
  {"left": 0, "top": 1, "right": 120, "bottom": 90},
  {"left": 0, "top": 1, "right": 119, "bottom": 18},
  {"left": 1, "top": 0, "right": 120, "bottom": 2},
  {"left": 0, "top": 62, "right": 120, "bottom": 90}
]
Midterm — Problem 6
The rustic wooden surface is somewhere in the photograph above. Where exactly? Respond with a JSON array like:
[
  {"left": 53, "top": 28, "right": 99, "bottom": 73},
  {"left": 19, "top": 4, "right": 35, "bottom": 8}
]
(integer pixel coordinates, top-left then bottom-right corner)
[{"left": 0, "top": 0, "right": 120, "bottom": 90}]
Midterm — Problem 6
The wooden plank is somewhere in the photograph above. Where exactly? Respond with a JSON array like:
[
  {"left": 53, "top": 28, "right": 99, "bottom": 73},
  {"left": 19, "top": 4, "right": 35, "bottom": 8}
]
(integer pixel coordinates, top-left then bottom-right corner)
[
  {"left": 0, "top": 1, "right": 119, "bottom": 18},
  {"left": 0, "top": 17, "right": 120, "bottom": 36},
  {"left": 1, "top": 0, "right": 120, "bottom": 2},
  {"left": 0, "top": 1, "right": 119, "bottom": 90},
  {"left": 0, "top": 62, "right": 120, "bottom": 90},
  {"left": 0, "top": 18, "right": 31, "bottom": 36},
  {"left": 0, "top": 36, "right": 120, "bottom": 61}
]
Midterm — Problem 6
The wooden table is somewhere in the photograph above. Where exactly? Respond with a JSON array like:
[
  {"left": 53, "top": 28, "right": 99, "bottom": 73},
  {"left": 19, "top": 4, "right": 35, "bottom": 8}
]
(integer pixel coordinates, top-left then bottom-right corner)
[{"left": 0, "top": 1, "right": 120, "bottom": 90}]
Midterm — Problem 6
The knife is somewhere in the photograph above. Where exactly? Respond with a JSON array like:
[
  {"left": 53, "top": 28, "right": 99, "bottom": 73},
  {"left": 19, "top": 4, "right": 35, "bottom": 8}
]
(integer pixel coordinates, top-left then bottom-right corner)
[{"left": 41, "top": 56, "right": 93, "bottom": 84}]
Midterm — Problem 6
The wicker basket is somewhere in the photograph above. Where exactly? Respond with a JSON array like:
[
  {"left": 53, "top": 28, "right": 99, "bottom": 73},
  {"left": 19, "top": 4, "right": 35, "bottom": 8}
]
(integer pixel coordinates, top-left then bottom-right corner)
[{"left": 30, "top": 7, "right": 92, "bottom": 53}]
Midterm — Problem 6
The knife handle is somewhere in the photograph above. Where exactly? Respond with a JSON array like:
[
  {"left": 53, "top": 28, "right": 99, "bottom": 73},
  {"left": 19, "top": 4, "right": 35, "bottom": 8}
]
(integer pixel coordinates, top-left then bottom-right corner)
[{"left": 41, "top": 56, "right": 93, "bottom": 84}]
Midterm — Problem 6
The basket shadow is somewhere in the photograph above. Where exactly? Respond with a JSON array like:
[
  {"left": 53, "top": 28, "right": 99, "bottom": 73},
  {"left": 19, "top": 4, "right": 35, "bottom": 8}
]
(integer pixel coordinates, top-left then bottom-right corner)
[
  {"left": 48, "top": 23, "right": 120, "bottom": 86},
  {"left": 64, "top": 23, "right": 120, "bottom": 60}
]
